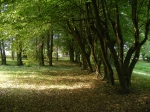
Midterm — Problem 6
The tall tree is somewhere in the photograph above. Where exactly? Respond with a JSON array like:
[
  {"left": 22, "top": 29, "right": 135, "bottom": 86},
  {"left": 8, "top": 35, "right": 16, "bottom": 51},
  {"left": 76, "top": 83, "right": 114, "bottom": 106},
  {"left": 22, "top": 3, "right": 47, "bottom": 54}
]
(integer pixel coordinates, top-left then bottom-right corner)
[{"left": 90, "top": 0, "right": 150, "bottom": 92}]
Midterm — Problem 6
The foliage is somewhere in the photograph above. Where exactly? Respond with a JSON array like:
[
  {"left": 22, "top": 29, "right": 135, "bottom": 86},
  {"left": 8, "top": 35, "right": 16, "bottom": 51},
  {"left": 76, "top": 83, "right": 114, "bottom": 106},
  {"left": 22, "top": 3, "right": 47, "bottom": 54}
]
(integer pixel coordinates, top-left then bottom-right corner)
[
  {"left": 1, "top": 0, "right": 150, "bottom": 91},
  {"left": 141, "top": 41, "right": 150, "bottom": 61},
  {"left": 54, "top": 33, "right": 75, "bottom": 53}
]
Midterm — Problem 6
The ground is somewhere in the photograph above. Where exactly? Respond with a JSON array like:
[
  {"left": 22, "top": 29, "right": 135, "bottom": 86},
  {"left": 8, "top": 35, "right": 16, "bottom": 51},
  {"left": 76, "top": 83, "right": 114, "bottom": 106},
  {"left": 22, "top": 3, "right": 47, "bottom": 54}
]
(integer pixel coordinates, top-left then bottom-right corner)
[{"left": 0, "top": 60, "right": 150, "bottom": 112}]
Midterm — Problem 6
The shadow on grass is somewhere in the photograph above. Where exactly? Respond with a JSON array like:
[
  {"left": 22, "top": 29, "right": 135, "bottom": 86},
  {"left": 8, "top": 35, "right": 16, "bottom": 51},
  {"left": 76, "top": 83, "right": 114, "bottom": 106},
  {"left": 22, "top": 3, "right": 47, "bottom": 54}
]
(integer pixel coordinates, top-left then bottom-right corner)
[
  {"left": 0, "top": 60, "right": 150, "bottom": 112},
  {"left": 0, "top": 60, "right": 81, "bottom": 76},
  {"left": 0, "top": 84, "right": 149, "bottom": 112}
]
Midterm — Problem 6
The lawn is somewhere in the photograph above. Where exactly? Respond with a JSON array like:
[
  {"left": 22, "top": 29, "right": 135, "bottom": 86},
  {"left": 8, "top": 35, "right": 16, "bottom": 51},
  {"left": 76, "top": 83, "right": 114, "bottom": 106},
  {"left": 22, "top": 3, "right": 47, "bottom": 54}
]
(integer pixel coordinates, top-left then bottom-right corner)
[
  {"left": 0, "top": 59, "right": 150, "bottom": 112},
  {"left": 134, "top": 61, "right": 150, "bottom": 73}
]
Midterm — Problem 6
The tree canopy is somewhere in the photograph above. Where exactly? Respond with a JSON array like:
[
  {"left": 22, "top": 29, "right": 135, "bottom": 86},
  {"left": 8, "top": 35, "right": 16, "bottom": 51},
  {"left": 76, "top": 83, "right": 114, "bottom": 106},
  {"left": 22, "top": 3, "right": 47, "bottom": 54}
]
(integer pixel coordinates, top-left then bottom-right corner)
[{"left": 1, "top": 0, "right": 150, "bottom": 92}]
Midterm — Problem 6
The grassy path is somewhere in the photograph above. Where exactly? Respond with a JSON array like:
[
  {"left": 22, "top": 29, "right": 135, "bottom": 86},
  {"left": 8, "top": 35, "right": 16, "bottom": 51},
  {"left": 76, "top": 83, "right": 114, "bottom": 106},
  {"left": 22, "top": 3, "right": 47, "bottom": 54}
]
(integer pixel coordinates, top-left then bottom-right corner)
[{"left": 0, "top": 60, "right": 150, "bottom": 112}]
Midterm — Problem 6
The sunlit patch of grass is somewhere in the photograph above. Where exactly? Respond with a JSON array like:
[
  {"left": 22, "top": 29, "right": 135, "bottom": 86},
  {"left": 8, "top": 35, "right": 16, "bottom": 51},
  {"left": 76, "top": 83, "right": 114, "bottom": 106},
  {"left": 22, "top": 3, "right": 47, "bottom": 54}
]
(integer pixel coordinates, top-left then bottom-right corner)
[
  {"left": 0, "top": 74, "right": 94, "bottom": 90},
  {"left": 0, "top": 59, "right": 95, "bottom": 91},
  {"left": 0, "top": 59, "right": 150, "bottom": 112},
  {"left": 134, "top": 61, "right": 150, "bottom": 73},
  {"left": 132, "top": 61, "right": 150, "bottom": 91}
]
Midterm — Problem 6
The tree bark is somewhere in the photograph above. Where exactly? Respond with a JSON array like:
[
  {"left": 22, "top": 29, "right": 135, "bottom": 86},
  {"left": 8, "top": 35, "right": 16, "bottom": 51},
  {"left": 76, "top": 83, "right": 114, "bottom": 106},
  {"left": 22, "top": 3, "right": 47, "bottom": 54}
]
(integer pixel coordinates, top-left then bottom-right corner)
[
  {"left": 75, "top": 50, "right": 81, "bottom": 66},
  {"left": 56, "top": 46, "right": 59, "bottom": 61},
  {"left": 91, "top": 0, "right": 124, "bottom": 86},
  {"left": 17, "top": 51, "right": 23, "bottom": 66},
  {"left": 0, "top": 40, "right": 6, "bottom": 65},
  {"left": 47, "top": 29, "right": 53, "bottom": 66},
  {"left": 69, "top": 45, "right": 74, "bottom": 63},
  {"left": 11, "top": 37, "right": 15, "bottom": 60},
  {"left": 38, "top": 37, "right": 45, "bottom": 66},
  {"left": 85, "top": 2, "right": 102, "bottom": 76},
  {"left": 67, "top": 22, "right": 93, "bottom": 72},
  {"left": 12, "top": 51, "right": 15, "bottom": 60},
  {"left": 99, "top": 0, "right": 149, "bottom": 92},
  {"left": 17, "top": 42, "right": 23, "bottom": 66}
]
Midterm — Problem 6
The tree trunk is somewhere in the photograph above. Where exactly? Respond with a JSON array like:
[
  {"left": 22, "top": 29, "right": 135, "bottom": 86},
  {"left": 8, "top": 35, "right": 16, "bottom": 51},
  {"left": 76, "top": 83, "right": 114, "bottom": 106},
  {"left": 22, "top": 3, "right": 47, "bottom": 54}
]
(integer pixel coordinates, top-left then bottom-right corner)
[
  {"left": 56, "top": 46, "right": 59, "bottom": 61},
  {"left": 38, "top": 37, "right": 45, "bottom": 66},
  {"left": 67, "top": 23, "right": 93, "bottom": 72},
  {"left": 17, "top": 51, "right": 23, "bottom": 66},
  {"left": 75, "top": 50, "right": 81, "bottom": 66},
  {"left": 85, "top": 2, "right": 102, "bottom": 77},
  {"left": 85, "top": 0, "right": 150, "bottom": 92},
  {"left": 91, "top": 0, "right": 116, "bottom": 85},
  {"left": 11, "top": 38, "right": 15, "bottom": 60},
  {"left": 49, "top": 31, "right": 53, "bottom": 65},
  {"left": 17, "top": 42, "right": 23, "bottom": 66},
  {"left": 47, "top": 29, "right": 53, "bottom": 66},
  {"left": 87, "top": 28, "right": 102, "bottom": 76},
  {"left": 0, "top": 40, "right": 6, "bottom": 65},
  {"left": 90, "top": 23, "right": 114, "bottom": 85},
  {"left": 69, "top": 45, "right": 74, "bottom": 63},
  {"left": 103, "top": 63, "right": 109, "bottom": 81},
  {"left": 12, "top": 51, "right": 15, "bottom": 60},
  {"left": 81, "top": 53, "right": 87, "bottom": 70}
]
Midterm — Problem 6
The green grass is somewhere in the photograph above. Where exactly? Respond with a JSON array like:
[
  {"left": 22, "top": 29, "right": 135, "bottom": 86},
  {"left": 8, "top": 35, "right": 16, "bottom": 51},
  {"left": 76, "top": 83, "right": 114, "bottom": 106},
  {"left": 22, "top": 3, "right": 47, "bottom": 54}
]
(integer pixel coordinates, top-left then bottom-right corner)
[
  {"left": 132, "top": 61, "right": 150, "bottom": 91},
  {"left": 0, "top": 58, "right": 150, "bottom": 111},
  {"left": 131, "top": 73, "right": 150, "bottom": 91},
  {"left": 0, "top": 59, "right": 99, "bottom": 112},
  {"left": 134, "top": 61, "right": 150, "bottom": 73}
]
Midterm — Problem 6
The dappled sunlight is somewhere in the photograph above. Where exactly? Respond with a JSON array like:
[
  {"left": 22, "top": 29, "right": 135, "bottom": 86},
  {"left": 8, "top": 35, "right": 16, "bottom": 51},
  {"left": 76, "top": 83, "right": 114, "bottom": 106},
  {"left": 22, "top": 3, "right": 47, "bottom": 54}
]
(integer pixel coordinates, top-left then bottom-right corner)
[
  {"left": 0, "top": 60, "right": 97, "bottom": 95},
  {"left": 0, "top": 82, "right": 93, "bottom": 90},
  {"left": 1, "top": 71, "right": 36, "bottom": 74},
  {"left": 133, "top": 71, "right": 150, "bottom": 76},
  {"left": 1, "top": 60, "right": 150, "bottom": 112},
  {"left": 0, "top": 73, "right": 95, "bottom": 90}
]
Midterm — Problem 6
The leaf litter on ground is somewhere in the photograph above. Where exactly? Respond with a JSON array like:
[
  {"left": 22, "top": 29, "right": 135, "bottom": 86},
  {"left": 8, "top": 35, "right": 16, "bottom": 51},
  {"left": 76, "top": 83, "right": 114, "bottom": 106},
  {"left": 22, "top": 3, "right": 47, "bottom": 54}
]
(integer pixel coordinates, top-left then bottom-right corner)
[{"left": 0, "top": 60, "right": 150, "bottom": 112}]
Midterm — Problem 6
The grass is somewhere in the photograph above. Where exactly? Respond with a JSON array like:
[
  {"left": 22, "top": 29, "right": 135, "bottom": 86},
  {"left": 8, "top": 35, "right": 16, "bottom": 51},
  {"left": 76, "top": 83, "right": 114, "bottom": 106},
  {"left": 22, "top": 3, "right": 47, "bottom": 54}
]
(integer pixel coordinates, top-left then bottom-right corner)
[
  {"left": 0, "top": 59, "right": 150, "bottom": 112},
  {"left": 131, "top": 60, "right": 150, "bottom": 92},
  {"left": 134, "top": 61, "right": 150, "bottom": 73}
]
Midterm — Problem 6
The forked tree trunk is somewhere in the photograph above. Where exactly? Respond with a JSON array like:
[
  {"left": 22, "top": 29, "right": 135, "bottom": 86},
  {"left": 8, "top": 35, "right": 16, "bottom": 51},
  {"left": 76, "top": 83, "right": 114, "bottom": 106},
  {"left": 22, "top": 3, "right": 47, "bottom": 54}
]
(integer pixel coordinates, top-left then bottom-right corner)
[
  {"left": 86, "top": 28, "right": 102, "bottom": 76},
  {"left": 85, "top": 2, "right": 102, "bottom": 77},
  {"left": 67, "top": 23, "right": 93, "bottom": 72},
  {"left": 91, "top": 0, "right": 115, "bottom": 85},
  {"left": 90, "top": 0, "right": 150, "bottom": 93}
]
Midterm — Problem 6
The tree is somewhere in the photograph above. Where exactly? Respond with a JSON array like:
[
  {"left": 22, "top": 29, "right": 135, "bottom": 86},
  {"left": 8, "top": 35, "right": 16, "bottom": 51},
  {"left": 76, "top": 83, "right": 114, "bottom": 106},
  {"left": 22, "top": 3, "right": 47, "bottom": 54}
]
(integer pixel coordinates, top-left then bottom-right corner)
[
  {"left": 89, "top": 0, "right": 150, "bottom": 92},
  {"left": 2, "top": 0, "right": 150, "bottom": 92},
  {"left": 46, "top": 29, "right": 53, "bottom": 66},
  {"left": 37, "top": 36, "right": 45, "bottom": 66}
]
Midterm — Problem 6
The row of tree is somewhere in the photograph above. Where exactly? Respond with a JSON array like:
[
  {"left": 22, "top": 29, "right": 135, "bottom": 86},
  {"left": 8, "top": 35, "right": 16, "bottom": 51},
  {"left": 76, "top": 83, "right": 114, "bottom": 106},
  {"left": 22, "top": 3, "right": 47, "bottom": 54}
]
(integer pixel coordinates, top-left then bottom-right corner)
[{"left": 1, "top": 0, "right": 150, "bottom": 92}]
